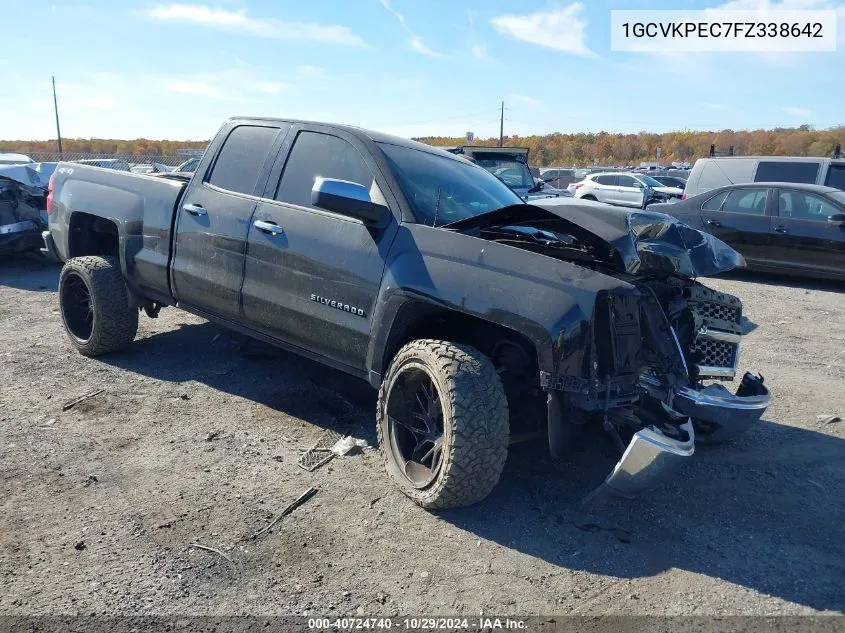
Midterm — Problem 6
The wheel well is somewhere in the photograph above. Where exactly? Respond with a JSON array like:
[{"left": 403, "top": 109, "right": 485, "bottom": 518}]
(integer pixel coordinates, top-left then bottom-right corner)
[
  {"left": 68, "top": 213, "right": 119, "bottom": 259},
  {"left": 581, "top": 194, "right": 597, "bottom": 200},
  {"left": 382, "top": 304, "right": 540, "bottom": 402}
]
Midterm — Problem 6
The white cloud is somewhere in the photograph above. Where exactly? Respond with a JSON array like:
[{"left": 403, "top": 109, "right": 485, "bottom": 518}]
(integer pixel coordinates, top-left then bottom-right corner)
[
  {"left": 255, "top": 82, "right": 286, "bottom": 94},
  {"left": 491, "top": 3, "right": 595, "bottom": 57},
  {"left": 471, "top": 43, "right": 491, "bottom": 61},
  {"left": 145, "top": 4, "right": 366, "bottom": 47},
  {"left": 508, "top": 93, "right": 542, "bottom": 108},
  {"left": 378, "top": 0, "right": 444, "bottom": 58},
  {"left": 410, "top": 37, "right": 443, "bottom": 58},
  {"left": 166, "top": 79, "right": 232, "bottom": 100},
  {"left": 84, "top": 96, "right": 117, "bottom": 110},
  {"left": 701, "top": 102, "right": 729, "bottom": 111},
  {"left": 784, "top": 106, "right": 812, "bottom": 118}
]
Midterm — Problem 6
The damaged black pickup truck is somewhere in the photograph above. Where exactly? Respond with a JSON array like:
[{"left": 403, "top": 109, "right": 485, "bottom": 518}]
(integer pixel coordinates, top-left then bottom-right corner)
[{"left": 45, "top": 117, "right": 771, "bottom": 508}]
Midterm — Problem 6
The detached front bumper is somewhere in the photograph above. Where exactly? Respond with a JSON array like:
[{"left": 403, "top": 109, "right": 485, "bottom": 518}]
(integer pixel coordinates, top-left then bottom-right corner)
[
  {"left": 583, "top": 373, "right": 771, "bottom": 502},
  {"left": 674, "top": 372, "right": 772, "bottom": 443},
  {"left": 585, "top": 420, "right": 695, "bottom": 502}
]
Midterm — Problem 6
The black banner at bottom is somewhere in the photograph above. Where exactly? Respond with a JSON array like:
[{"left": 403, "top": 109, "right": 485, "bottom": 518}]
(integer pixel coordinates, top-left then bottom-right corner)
[{"left": 0, "top": 616, "right": 843, "bottom": 633}]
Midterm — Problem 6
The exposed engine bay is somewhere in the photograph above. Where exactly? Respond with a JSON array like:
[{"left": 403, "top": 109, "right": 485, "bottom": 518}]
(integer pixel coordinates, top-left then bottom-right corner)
[{"left": 446, "top": 201, "right": 772, "bottom": 499}]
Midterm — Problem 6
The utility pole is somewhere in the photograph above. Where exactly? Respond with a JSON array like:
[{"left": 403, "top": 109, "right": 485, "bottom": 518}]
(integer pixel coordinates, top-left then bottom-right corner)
[
  {"left": 498, "top": 101, "right": 504, "bottom": 148},
  {"left": 52, "top": 76, "right": 63, "bottom": 157}
]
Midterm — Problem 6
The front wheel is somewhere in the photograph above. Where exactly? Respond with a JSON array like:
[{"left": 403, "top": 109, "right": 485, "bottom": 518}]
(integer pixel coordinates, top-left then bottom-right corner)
[
  {"left": 59, "top": 256, "right": 138, "bottom": 357},
  {"left": 377, "top": 340, "right": 510, "bottom": 509}
]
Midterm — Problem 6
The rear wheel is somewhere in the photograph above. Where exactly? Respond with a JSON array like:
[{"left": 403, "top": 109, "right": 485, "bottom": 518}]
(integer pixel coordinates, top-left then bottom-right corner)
[
  {"left": 377, "top": 340, "right": 509, "bottom": 509},
  {"left": 581, "top": 194, "right": 597, "bottom": 201},
  {"left": 59, "top": 256, "right": 138, "bottom": 356}
]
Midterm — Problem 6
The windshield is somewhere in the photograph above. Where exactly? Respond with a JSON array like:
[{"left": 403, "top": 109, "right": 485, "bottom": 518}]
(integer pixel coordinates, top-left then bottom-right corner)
[
  {"left": 637, "top": 174, "right": 666, "bottom": 187},
  {"left": 379, "top": 143, "right": 523, "bottom": 226},
  {"left": 475, "top": 158, "right": 535, "bottom": 189}
]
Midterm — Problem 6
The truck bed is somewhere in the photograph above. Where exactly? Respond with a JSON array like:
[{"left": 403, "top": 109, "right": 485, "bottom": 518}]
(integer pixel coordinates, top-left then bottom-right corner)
[{"left": 49, "top": 163, "right": 189, "bottom": 302}]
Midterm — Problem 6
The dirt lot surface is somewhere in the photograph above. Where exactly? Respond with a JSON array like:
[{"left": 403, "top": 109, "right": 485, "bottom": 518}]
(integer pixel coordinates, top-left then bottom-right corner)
[{"left": 1, "top": 257, "right": 843, "bottom": 617}]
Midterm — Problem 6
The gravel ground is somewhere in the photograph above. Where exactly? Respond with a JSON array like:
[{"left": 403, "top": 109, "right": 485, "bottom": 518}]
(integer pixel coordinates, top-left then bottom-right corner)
[{"left": 1, "top": 256, "right": 843, "bottom": 617}]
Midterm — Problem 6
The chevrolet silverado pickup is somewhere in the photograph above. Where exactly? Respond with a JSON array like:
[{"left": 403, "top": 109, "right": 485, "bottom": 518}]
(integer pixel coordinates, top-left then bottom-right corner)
[{"left": 45, "top": 117, "right": 771, "bottom": 509}]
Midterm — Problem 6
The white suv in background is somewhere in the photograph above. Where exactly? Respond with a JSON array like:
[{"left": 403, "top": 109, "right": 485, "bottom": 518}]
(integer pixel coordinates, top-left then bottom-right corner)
[{"left": 570, "top": 172, "right": 684, "bottom": 207}]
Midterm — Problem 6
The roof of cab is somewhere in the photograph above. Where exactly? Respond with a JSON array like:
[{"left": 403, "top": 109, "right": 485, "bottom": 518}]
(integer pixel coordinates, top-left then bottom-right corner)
[{"left": 226, "top": 117, "right": 464, "bottom": 161}]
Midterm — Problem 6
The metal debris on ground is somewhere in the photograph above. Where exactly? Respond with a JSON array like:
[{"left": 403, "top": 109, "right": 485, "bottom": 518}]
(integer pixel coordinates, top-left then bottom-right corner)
[
  {"left": 817, "top": 415, "right": 841, "bottom": 424},
  {"left": 252, "top": 487, "right": 318, "bottom": 539},
  {"left": 298, "top": 429, "right": 344, "bottom": 471},
  {"left": 61, "top": 389, "right": 104, "bottom": 411},
  {"left": 190, "top": 542, "right": 233, "bottom": 564}
]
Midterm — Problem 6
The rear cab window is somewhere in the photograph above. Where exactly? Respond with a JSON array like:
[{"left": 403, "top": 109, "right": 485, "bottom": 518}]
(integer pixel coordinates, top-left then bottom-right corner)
[
  {"left": 754, "top": 161, "right": 820, "bottom": 184},
  {"left": 206, "top": 125, "right": 283, "bottom": 195}
]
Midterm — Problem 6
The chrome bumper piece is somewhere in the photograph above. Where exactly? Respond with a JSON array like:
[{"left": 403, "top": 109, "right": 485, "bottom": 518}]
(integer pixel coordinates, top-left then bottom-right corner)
[
  {"left": 586, "top": 373, "right": 771, "bottom": 502},
  {"left": 674, "top": 372, "right": 772, "bottom": 443},
  {"left": 585, "top": 420, "right": 695, "bottom": 503}
]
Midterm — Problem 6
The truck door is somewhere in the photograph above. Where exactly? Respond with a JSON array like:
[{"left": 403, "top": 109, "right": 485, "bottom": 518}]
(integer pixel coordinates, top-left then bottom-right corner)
[
  {"left": 171, "top": 123, "right": 287, "bottom": 320},
  {"left": 241, "top": 127, "right": 398, "bottom": 371}
]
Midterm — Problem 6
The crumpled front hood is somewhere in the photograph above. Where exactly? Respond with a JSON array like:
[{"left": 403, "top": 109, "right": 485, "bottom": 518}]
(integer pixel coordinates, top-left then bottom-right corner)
[
  {"left": 445, "top": 201, "right": 744, "bottom": 278},
  {"left": 536, "top": 201, "right": 745, "bottom": 277}
]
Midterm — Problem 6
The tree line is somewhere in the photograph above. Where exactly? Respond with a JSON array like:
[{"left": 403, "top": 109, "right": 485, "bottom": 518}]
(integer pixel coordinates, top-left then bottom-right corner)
[
  {"left": 415, "top": 124, "right": 844, "bottom": 166},
  {"left": 2, "top": 125, "right": 842, "bottom": 165},
  {"left": 0, "top": 138, "right": 209, "bottom": 156}
]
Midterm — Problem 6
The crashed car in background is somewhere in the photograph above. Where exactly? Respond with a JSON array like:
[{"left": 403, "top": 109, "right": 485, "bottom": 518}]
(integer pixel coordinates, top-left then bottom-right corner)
[
  {"left": 0, "top": 164, "right": 48, "bottom": 256},
  {"left": 0, "top": 152, "right": 34, "bottom": 166}
]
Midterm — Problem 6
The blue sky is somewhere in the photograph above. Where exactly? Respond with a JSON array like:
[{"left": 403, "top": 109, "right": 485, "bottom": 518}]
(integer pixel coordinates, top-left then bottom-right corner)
[{"left": 0, "top": 0, "right": 842, "bottom": 140}]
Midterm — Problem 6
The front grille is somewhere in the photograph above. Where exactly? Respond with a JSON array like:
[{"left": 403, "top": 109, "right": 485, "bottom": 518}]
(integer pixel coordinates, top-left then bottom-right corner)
[
  {"left": 689, "top": 300, "right": 741, "bottom": 325},
  {"left": 693, "top": 336, "right": 738, "bottom": 370},
  {"left": 686, "top": 285, "right": 743, "bottom": 379}
]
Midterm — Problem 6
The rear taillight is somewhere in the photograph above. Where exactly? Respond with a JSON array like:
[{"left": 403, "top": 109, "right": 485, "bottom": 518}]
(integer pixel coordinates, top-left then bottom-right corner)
[
  {"left": 46, "top": 173, "right": 56, "bottom": 213},
  {"left": 681, "top": 193, "right": 687, "bottom": 201},
  {"left": 574, "top": 182, "right": 583, "bottom": 189}
]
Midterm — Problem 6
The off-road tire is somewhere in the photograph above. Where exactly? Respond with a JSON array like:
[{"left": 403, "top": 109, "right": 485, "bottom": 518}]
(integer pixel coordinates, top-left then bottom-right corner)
[
  {"left": 59, "top": 256, "right": 138, "bottom": 357},
  {"left": 377, "top": 339, "right": 509, "bottom": 509}
]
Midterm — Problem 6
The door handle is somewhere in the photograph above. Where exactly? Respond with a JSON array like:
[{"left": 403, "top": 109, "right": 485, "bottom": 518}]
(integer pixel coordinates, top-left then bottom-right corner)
[
  {"left": 774, "top": 225, "right": 788, "bottom": 234},
  {"left": 706, "top": 220, "right": 722, "bottom": 227},
  {"left": 254, "top": 220, "right": 284, "bottom": 235},
  {"left": 183, "top": 203, "right": 207, "bottom": 216}
]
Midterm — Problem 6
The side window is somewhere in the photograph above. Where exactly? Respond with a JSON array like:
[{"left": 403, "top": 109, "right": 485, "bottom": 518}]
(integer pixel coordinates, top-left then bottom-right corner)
[
  {"left": 721, "top": 189, "right": 768, "bottom": 215},
  {"left": 701, "top": 190, "right": 729, "bottom": 210},
  {"left": 755, "top": 161, "right": 819, "bottom": 184},
  {"left": 595, "top": 175, "right": 616, "bottom": 186},
  {"left": 616, "top": 175, "right": 637, "bottom": 188},
  {"left": 824, "top": 164, "right": 845, "bottom": 190},
  {"left": 276, "top": 131, "right": 374, "bottom": 208},
  {"left": 207, "top": 125, "right": 281, "bottom": 195},
  {"left": 778, "top": 191, "right": 840, "bottom": 221}
]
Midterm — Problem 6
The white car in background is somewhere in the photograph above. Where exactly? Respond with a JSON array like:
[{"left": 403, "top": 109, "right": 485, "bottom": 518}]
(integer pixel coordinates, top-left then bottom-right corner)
[{"left": 569, "top": 172, "right": 684, "bottom": 207}]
